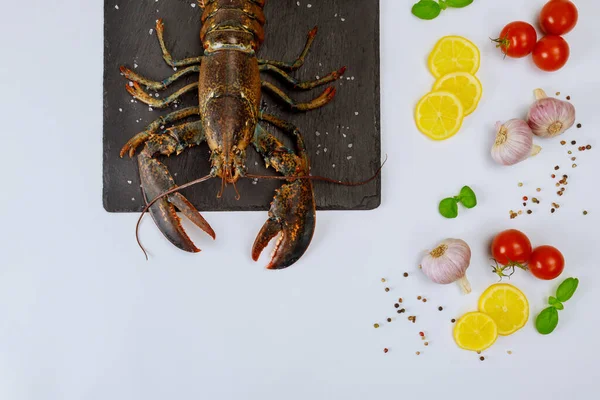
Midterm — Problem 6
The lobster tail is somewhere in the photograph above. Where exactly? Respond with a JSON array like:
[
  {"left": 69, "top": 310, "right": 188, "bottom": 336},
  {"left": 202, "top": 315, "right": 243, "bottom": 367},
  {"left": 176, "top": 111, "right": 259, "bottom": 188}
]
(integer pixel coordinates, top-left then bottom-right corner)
[{"left": 201, "top": 0, "right": 266, "bottom": 50}]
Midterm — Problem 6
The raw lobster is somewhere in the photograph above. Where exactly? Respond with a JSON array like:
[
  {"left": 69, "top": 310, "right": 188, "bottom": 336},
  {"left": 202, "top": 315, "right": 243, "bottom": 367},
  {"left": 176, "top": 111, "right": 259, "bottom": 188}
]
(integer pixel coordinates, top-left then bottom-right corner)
[{"left": 119, "top": 0, "right": 346, "bottom": 269}]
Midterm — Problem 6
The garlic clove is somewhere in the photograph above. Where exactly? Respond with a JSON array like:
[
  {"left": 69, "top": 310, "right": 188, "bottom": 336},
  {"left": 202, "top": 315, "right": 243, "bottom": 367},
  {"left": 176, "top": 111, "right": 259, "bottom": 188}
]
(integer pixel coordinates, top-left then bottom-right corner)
[
  {"left": 420, "top": 239, "right": 472, "bottom": 294},
  {"left": 491, "top": 119, "right": 539, "bottom": 166},
  {"left": 527, "top": 89, "right": 576, "bottom": 138}
]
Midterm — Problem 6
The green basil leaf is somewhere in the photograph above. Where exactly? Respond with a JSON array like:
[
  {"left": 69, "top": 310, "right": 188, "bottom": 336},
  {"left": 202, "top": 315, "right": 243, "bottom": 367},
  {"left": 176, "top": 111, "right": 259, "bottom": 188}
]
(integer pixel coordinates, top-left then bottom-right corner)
[
  {"left": 553, "top": 302, "right": 564, "bottom": 310},
  {"left": 536, "top": 307, "right": 559, "bottom": 335},
  {"left": 458, "top": 186, "right": 477, "bottom": 209},
  {"left": 439, "top": 0, "right": 448, "bottom": 10},
  {"left": 445, "top": 0, "right": 474, "bottom": 8},
  {"left": 412, "top": 1, "right": 442, "bottom": 20},
  {"left": 548, "top": 296, "right": 558, "bottom": 305},
  {"left": 556, "top": 277, "right": 579, "bottom": 303},
  {"left": 439, "top": 198, "right": 459, "bottom": 218}
]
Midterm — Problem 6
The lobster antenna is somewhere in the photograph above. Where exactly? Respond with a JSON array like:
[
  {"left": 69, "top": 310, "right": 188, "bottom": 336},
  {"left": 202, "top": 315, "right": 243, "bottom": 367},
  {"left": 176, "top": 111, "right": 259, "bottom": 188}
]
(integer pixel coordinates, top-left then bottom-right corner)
[
  {"left": 245, "top": 155, "right": 387, "bottom": 187},
  {"left": 136, "top": 173, "right": 214, "bottom": 259}
]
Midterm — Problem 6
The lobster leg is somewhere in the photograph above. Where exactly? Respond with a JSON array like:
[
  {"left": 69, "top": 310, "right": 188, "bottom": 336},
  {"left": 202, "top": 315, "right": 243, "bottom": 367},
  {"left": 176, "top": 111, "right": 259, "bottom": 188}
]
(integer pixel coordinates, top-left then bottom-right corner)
[
  {"left": 138, "top": 121, "right": 215, "bottom": 253},
  {"left": 259, "top": 64, "right": 346, "bottom": 90},
  {"left": 126, "top": 82, "right": 198, "bottom": 108},
  {"left": 261, "top": 82, "right": 336, "bottom": 111},
  {"left": 120, "top": 65, "right": 200, "bottom": 90},
  {"left": 156, "top": 19, "right": 203, "bottom": 67},
  {"left": 120, "top": 107, "right": 200, "bottom": 158},
  {"left": 258, "top": 27, "right": 318, "bottom": 71},
  {"left": 251, "top": 116, "right": 316, "bottom": 270}
]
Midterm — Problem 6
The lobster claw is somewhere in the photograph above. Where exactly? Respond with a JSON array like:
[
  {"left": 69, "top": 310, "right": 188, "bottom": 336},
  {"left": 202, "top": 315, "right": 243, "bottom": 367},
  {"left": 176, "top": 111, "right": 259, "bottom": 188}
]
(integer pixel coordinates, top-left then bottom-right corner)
[
  {"left": 252, "top": 179, "right": 316, "bottom": 270},
  {"left": 138, "top": 153, "right": 215, "bottom": 252}
]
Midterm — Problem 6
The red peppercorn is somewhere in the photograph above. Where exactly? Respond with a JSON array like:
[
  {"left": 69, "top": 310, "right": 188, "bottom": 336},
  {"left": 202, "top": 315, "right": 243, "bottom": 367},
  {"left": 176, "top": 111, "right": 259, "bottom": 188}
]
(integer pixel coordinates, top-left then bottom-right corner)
[
  {"left": 419, "top": 331, "right": 425, "bottom": 337},
  {"left": 384, "top": 348, "right": 389, "bottom": 353}
]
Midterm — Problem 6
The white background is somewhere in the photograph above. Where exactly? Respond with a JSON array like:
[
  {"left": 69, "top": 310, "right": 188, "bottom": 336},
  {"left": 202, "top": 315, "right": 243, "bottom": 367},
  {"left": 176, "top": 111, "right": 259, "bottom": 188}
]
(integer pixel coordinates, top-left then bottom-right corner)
[{"left": 1, "top": 0, "right": 600, "bottom": 399}]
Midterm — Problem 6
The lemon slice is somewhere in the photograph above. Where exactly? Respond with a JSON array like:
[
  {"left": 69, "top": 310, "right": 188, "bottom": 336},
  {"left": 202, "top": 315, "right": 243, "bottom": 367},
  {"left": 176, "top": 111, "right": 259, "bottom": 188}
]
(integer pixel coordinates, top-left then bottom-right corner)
[
  {"left": 428, "top": 36, "right": 480, "bottom": 78},
  {"left": 453, "top": 312, "right": 498, "bottom": 352},
  {"left": 432, "top": 72, "right": 482, "bottom": 116},
  {"left": 415, "top": 91, "right": 464, "bottom": 140},
  {"left": 478, "top": 284, "right": 529, "bottom": 336}
]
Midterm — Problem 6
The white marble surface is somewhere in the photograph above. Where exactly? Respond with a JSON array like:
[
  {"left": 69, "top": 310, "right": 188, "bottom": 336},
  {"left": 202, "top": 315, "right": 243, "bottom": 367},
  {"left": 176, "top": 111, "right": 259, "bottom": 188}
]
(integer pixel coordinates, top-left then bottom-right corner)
[{"left": 1, "top": 1, "right": 599, "bottom": 399}]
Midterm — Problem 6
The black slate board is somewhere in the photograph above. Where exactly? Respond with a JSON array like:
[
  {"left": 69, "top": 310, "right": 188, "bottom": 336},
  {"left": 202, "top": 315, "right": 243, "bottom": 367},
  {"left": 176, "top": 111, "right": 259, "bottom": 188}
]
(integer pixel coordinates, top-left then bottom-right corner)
[{"left": 103, "top": 0, "right": 380, "bottom": 212}]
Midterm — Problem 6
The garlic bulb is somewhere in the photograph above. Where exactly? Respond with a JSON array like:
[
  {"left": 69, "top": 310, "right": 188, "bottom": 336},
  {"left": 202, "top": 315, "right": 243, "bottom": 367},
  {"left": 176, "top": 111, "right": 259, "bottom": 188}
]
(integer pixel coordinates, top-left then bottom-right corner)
[
  {"left": 420, "top": 239, "right": 472, "bottom": 294},
  {"left": 527, "top": 89, "right": 576, "bottom": 138},
  {"left": 491, "top": 119, "right": 541, "bottom": 166}
]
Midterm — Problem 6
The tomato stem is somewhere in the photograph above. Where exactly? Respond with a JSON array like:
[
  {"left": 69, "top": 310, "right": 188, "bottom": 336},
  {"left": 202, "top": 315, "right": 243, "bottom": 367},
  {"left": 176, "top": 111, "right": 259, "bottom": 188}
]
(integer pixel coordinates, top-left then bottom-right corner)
[{"left": 491, "top": 258, "right": 528, "bottom": 280}]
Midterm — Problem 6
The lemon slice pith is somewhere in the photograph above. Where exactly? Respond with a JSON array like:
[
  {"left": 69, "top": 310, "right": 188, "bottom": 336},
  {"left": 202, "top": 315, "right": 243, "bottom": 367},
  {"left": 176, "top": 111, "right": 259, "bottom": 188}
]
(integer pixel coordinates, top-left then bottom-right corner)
[
  {"left": 415, "top": 91, "right": 464, "bottom": 140},
  {"left": 478, "top": 283, "right": 529, "bottom": 336},
  {"left": 428, "top": 36, "right": 481, "bottom": 78},
  {"left": 433, "top": 72, "right": 482, "bottom": 116},
  {"left": 453, "top": 312, "right": 498, "bottom": 352}
]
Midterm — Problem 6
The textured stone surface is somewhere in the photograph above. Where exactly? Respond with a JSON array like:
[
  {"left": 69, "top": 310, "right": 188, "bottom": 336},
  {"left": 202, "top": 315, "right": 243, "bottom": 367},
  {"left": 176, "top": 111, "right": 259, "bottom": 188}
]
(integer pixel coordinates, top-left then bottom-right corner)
[{"left": 103, "top": 0, "right": 380, "bottom": 212}]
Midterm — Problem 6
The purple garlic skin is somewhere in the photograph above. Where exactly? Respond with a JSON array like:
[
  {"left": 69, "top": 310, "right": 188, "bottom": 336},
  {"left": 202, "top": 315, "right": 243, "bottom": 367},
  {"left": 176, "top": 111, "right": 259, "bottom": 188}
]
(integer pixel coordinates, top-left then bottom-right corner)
[{"left": 527, "top": 90, "right": 576, "bottom": 138}]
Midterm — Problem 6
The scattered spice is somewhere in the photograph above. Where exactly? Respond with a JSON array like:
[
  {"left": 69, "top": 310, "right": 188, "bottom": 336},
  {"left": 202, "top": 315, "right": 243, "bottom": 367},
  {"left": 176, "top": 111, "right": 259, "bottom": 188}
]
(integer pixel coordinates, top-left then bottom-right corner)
[
  {"left": 560, "top": 140, "right": 566, "bottom": 145},
  {"left": 536, "top": 188, "right": 541, "bottom": 192},
  {"left": 554, "top": 166, "right": 560, "bottom": 170},
  {"left": 438, "top": 306, "right": 443, "bottom": 311},
  {"left": 398, "top": 298, "right": 403, "bottom": 303},
  {"left": 532, "top": 198, "right": 539, "bottom": 204},
  {"left": 568, "top": 150, "right": 572, "bottom": 154},
  {"left": 480, "top": 356, "right": 485, "bottom": 361},
  {"left": 387, "top": 318, "right": 392, "bottom": 323},
  {"left": 422, "top": 298, "right": 427, "bottom": 303},
  {"left": 551, "top": 174, "right": 556, "bottom": 178},
  {"left": 451, "top": 319, "right": 456, "bottom": 323},
  {"left": 408, "top": 316, "right": 416, "bottom": 323},
  {"left": 572, "top": 164, "right": 577, "bottom": 168},
  {"left": 424, "top": 342, "right": 429, "bottom": 346},
  {"left": 403, "top": 272, "right": 409, "bottom": 277},
  {"left": 523, "top": 196, "right": 528, "bottom": 201},
  {"left": 518, "top": 182, "right": 523, "bottom": 187},
  {"left": 566, "top": 95, "right": 571, "bottom": 100},
  {"left": 416, "top": 351, "right": 421, "bottom": 356},
  {"left": 556, "top": 92, "right": 561, "bottom": 96},
  {"left": 577, "top": 123, "right": 582, "bottom": 128},
  {"left": 417, "top": 296, "right": 422, "bottom": 300},
  {"left": 399, "top": 308, "right": 406, "bottom": 313},
  {"left": 586, "top": 145, "right": 592, "bottom": 150},
  {"left": 380, "top": 278, "right": 386, "bottom": 283},
  {"left": 374, "top": 323, "right": 380, "bottom": 329},
  {"left": 394, "top": 303, "right": 400, "bottom": 308},
  {"left": 571, "top": 140, "right": 576, "bottom": 145},
  {"left": 419, "top": 331, "right": 425, "bottom": 337},
  {"left": 383, "top": 348, "right": 388, "bottom": 353},
  {"left": 527, "top": 210, "right": 532, "bottom": 214},
  {"left": 507, "top": 350, "right": 512, "bottom": 355},
  {"left": 551, "top": 208, "right": 556, "bottom": 213},
  {"left": 583, "top": 210, "right": 588, "bottom": 215},
  {"left": 477, "top": 351, "right": 481, "bottom": 355},
  {"left": 385, "top": 287, "right": 390, "bottom": 292}
]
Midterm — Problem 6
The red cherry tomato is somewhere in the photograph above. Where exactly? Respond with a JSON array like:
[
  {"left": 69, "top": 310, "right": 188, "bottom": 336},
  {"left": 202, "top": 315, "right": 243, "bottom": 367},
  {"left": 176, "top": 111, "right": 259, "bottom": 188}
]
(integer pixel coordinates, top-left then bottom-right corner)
[
  {"left": 540, "top": 0, "right": 579, "bottom": 36},
  {"left": 532, "top": 35, "right": 570, "bottom": 72},
  {"left": 491, "top": 229, "right": 533, "bottom": 266},
  {"left": 528, "top": 245, "right": 565, "bottom": 280},
  {"left": 494, "top": 21, "right": 538, "bottom": 58}
]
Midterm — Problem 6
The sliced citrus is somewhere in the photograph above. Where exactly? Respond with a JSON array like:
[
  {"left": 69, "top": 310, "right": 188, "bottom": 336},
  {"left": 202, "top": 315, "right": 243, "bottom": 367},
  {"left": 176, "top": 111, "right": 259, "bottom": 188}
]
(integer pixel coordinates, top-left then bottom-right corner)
[
  {"left": 428, "top": 36, "right": 480, "bottom": 78},
  {"left": 415, "top": 91, "right": 464, "bottom": 140},
  {"left": 478, "top": 283, "right": 529, "bottom": 336},
  {"left": 453, "top": 312, "right": 498, "bottom": 352},
  {"left": 432, "top": 72, "right": 482, "bottom": 116}
]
